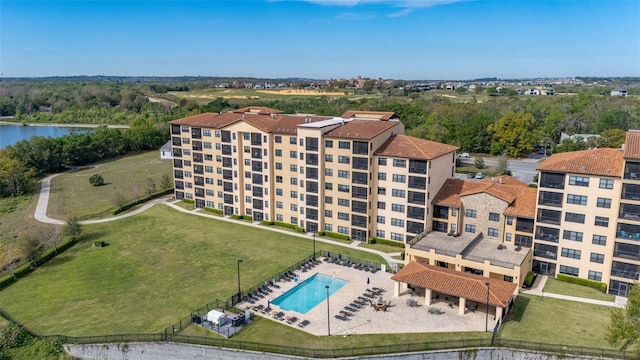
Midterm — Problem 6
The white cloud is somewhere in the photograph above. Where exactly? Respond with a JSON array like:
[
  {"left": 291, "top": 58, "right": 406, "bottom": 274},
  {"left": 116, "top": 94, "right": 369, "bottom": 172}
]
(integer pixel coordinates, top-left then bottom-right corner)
[{"left": 295, "top": 0, "right": 468, "bottom": 17}]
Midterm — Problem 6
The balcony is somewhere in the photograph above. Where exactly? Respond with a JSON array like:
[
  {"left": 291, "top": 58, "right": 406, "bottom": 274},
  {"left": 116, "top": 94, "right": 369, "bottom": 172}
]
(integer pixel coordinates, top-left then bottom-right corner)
[
  {"left": 516, "top": 218, "right": 534, "bottom": 233},
  {"left": 619, "top": 204, "right": 640, "bottom": 222},
  {"left": 613, "top": 250, "right": 640, "bottom": 261},
  {"left": 533, "top": 250, "right": 557, "bottom": 259}
]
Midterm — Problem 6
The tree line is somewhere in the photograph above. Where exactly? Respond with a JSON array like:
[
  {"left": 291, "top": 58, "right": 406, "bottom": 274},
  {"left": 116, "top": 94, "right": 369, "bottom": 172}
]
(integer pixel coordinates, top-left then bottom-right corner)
[{"left": 0, "top": 122, "right": 167, "bottom": 198}]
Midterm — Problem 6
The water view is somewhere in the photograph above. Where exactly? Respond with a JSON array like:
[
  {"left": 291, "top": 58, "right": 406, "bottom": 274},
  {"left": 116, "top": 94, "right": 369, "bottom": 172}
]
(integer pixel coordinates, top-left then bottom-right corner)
[{"left": 0, "top": 123, "right": 92, "bottom": 149}]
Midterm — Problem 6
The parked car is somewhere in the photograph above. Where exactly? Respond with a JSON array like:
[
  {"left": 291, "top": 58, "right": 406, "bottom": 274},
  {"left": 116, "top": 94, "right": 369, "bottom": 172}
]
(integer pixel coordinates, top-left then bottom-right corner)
[
  {"left": 467, "top": 172, "right": 475, "bottom": 179},
  {"left": 459, "top": 152, "right": 470, "bottom": 158},
  {"left": 475, "top": 172, "right": 485, "bottom": 179}
]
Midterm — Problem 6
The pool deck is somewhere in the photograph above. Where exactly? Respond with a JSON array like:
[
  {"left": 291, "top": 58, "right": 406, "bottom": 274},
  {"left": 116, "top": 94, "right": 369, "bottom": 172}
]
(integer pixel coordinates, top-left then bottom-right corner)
[{"left": 239, "top": 259, "right": 494, "bottom": 336}]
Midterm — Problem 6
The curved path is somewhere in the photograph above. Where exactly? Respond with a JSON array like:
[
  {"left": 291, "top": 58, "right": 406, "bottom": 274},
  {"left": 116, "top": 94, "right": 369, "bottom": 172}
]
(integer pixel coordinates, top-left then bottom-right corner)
[{"left": 33, "top": 171, "right": 403, "bottom": 266}]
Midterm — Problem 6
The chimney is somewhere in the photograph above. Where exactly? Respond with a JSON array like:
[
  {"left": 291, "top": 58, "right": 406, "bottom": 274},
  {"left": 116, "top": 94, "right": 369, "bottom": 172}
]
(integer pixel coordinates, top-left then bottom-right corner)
[
  {"left": 498, "top": 178, "right": 503, "bottom": 184},
  {"left": 491, "top": 177, "right": 494, "bottom": 183}
]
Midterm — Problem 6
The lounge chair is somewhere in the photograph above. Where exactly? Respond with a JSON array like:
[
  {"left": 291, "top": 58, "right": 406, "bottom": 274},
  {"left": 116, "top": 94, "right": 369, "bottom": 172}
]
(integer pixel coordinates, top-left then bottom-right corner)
[
  {"left": 353, "top": 300, "right": 365, "bottom": 306},
  {"left": 270, "top": 279, "right": 281, "bottom": 288},
  {"left": 243, "top": 296, "right": 255, "bottom": 304},
  {"left": 298, "top": 320, "right": 310, "bottom": 328},
  {"left": 370, "top": 266, "right": 378, "bottom": 274},
  {"left": 349, "top": 302, "right": 362, "bottom": 309},
  {"left": 344, "top": 306, "right": 357, "bottom": 312},
  {"left": 254, "top": 304, "right": 265, "bottom": 312},
  {"left": 363, "top": 292, "right": 374, "bottom": 299},
  {"left": 272, "top": 311, "right": 285, "bottom": 320},
  {"left": 406, "top": 299, "right": 421, "bottom": 307},
  {"left": 262, "top": 306, "right": 272, "bottom": 314},
  {"left": 372, "top": 287, "right": 385, "bottom": 293},
  {"left": 286, "top": 316, "right": 299, "bottom": 325},
  {"left": 335, "top": 314, "right": 349, "bottom": 321},
  {"left": 428, "top": 307, "right": 445, "bottom": 315}
]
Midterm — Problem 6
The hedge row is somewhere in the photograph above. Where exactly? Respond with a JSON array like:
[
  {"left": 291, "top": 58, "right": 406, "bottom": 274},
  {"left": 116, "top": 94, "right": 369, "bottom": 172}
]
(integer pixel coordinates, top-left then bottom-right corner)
[
  {"left": 556, "top": 274, "right": 607, "bottom": 293},
  {"left": 318, "top": 230, "right": 349, "bottom": 241},
  {"left": 523, "top": 271, "right": 536, "bottom": 288},
  {"left": 112, "top": 188, "right": 173, "bottom": 215},
  {"left": 230, "top": 214, "right": 253, "bottom": 221},
  {"left": 368, "top": 237, "right": 405, "bottom": 248},
  {"left": 203, "top": 207, "right": 223, "bottom": 215},
  {"left": 0, "top": 237, "right": 79, "bottom": 289},
  {"left": 264, "top": 221, "right": 305, "bottom": 233}
]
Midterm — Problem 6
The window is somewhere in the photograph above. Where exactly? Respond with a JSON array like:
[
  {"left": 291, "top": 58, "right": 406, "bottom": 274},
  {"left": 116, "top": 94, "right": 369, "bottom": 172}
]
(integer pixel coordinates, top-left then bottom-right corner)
[
  {"left": 588, "top": 270, "right": 602, "bottom": 281},
  {"left": 290, "top": 164, "right": 297, "bottom": 172},
  {"left": 596, "top": 197, "right": 611, "bottom": 208},
  {"left": 594, "top": 216, "right": 609, "bottom": 227},
  {"left": 569, "top": 175, "right": 589, "bottom": 187},
  {"left": 378, "top": 187, "right": 386, "bottom": 195},
  {"left": 392, "top": 174, "right": 406, "bottom": 183},
  {"left": 592, "top": 235, "right": 607, "bottom": 245},
  {"left": 465, "top": 224, "right": 476, "bottom": 233},
  {"left": 338, "top": 199, "right": 350, "bottom": 207},
  {"left": 565, "top": 212, "right": 585, "bottom": 224},
  {"left": 276, "top": 201, "right": 283, "bottom": 209},
  {"left": 290, "top": 191, "right": 297, "bottom": 198},
  {"left": 506, "top": 233, "right": 512, "bottom": 242},
  {"left": 202, "top": 129, "right": 211, "bottom": 136},
  {"left": 567, "top": 194, "right": 587, "bottom": 205},
  {"left": 561, "top": 248, "right": 581, "bottom": 259},
  {"left": 376, "top": 230, "right": 385, "bottom": 238},
  {"left": 325, "top": 196, "right": 333, "bottom": 204},
  {"left": 325, "top": 169, "right": 333, "bottom": 176},
  {"left": 275, "top": 162, "right": 282, "bottom": 170},
  {"left": 275, "top": 188, "right": 283, "bottom": 196},
  {"left": 378, "top": 172, "right": 387, "bottom": 181},
  {"left": 338, "top": 141, "right": 350, "bottom": 149},
  {"left": 275, "top": 135, "right": 282, "bottom": 143},
  {"left": 590, "top": 253, "right": 605, "bottom": 263},
  {"left": 488, "top": 228, "right": 499, "bottom": 237},
  {"left": 489, "top": 212, "right": 500, "bottom": 222},
  {"left": 275, "top": 149, "right": 282, "bottom": 157},
  {"left": 290, "top": 178, "right": 297, "bottom": 185},
  {"left": 338, "top": 184, "right": 349, "bottom": 192},
  {"left": 325, "top": 183, "right": 333, "bottom": 190},
  {"left": 452, "top": 208, "right": 458, "bottom": 217},
  {"left": 559, "top": 265, "right": 579, "bottom": 277},
  {"left": 291, "top": 204, "right": 298, "bottom": 211},
  {"left": 338, "top": 212, "right": 349, "bottom": 220},
  {"left": 325, "top": 154, "right": 333, "bottom": 162},
  {"left": 391, "top": 218, "right": 405, "bottom": 227},
  {"left": 325, "top": 140, "right": 333, "bottom": 148},
  {"left": 378, "top": 158, "right": 387, "bottom": 166},
  {"left": 290, "top": 137, "right": 297, "bottom": 144},
  {"left": 377, "top": 201, "right": 386, "bottom": 210},
  {"left": 392, "top": 189, "right": 405, "bottom": 198},
  {"left": 377, "top": 216, "right": 385, "bottom": 224},
  {"left": 325, "top": 224, "right": 333, "bottom": 231},
  {"left": 393, "top": 159, "right": 406, "bottom": 168},
  {"left": 563, "top": 230, "right": 583, "bottom": 242},
  {"left": 323, "top": 209, "right": 332, "bottom": 218},
  {"left": 290, "top": 150, "right": 297, "bottom": 158},
  {"left": 465, "top": 209, "right": 477, "bottom": 218},
  {"left": 599, "top": 178, "right": 614, "bottom": 189},
  {"left": 391, "top": 204, "right": 405, "bottom": 212},
  {"left": 338, "top": 170, "right": 350, "bottom": 178},
  {"left": 338, "top": 156, "right": 350, "bottom": 164},
  {"left": 390, "top": 233, "right": 404, "bottom": 242}
]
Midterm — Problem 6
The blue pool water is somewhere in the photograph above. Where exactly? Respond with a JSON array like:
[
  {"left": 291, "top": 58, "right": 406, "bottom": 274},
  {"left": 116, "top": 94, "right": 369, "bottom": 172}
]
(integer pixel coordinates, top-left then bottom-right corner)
[{"left": 272, "top": 273, "right": 348, "bottom": 314}]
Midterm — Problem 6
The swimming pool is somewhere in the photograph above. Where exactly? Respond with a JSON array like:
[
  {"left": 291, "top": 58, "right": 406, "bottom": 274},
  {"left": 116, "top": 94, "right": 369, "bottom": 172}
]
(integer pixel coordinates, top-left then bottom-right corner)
[{"left": 272, "top": 273, "right": 348, "bottom": 314}]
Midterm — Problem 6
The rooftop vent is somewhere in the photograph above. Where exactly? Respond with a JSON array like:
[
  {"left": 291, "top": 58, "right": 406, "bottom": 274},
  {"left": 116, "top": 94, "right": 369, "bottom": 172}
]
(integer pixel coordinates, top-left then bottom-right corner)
[
  {"left": 497, "top": 244, "right": 506, "bottom": 250},
  {"left": 515, "top": 246, "right": 522, "bottom": 251}
]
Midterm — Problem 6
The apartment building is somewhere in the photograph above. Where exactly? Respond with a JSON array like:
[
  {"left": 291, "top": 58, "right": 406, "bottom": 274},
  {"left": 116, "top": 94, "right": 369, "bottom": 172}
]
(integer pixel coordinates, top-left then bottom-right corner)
[
  {"left": 405, "top": 176, "right": 536, "bottom": 287},
  {"left": 534, "top": 148, "right": 624, "bottom": 292},
  {"left": 169, "top": 107, "right": 458, "bottom": 242}
]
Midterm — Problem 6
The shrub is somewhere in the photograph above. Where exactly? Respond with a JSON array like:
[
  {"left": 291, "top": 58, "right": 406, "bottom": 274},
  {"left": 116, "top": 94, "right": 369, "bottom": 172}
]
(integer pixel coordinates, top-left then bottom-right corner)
[
  {"left": 204, "top": 207, "right": 223, "bottom": 215},
  {"left": 368, "top": 237, "right": 405, "bottom": 248},
  {"left": 523, "top": 271, "right": 536, "bottom": 288},
  {"left": 0, "top": 323, "right": 30, "bottom": 349},
  {"left": 112, "top": 188, "right": 173, "bottom": 215},
  {"left": 321, "top": 231, "right": 349, "bottom": 241},
  {"left": 260, "top": 220, "right": 275, "bottom": 225},
  {"left": 93, "top": 241, "right": 106, "bottom": 248},
  {"left": 182, "top": 198, "right": 194, "bottom": 205},
  {"left": 89, "top": 173, "right": 105, "bottom": 186},
  {"left": 317, "top": 230, "right": 326, "bottom": 236},
  {"left": 556, "top": 274, "right": 607, "bottom": 293},
  {"left": 230, "top": 214, "right": 241, "bottom": 220}
]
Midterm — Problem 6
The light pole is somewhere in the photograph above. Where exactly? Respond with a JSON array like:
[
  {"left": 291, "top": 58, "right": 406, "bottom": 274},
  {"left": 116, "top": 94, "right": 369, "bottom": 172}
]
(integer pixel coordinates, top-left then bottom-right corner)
[
  {"left": 313, "top": 231, "right": 316, "bottom": 260},
  {"left": 485, "top": 282, "right": 490, "bottom": 332},
  {"left": 325, "top": 285, "right": 330, "bottom": 336},
  {"left": 237, "top": 259, "right": 243, "bottom": 297}
]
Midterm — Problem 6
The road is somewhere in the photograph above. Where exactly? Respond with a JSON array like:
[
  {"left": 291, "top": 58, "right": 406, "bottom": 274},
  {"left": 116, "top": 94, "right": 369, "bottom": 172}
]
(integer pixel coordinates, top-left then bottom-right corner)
[{"left": 458, "top": 156, "right": 542, "bottom": 184}]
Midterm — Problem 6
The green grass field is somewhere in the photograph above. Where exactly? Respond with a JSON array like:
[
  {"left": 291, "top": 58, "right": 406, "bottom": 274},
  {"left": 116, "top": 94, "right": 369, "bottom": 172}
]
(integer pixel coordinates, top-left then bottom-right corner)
[
  {"left": 543, "top": 278, "right": 615, "bottom": 302},
  {"left": 0, "top": 205, "right": 385, "bottom": 336},
  {"left": 47, "top": 151, "right": 173, "bottom": 220},
  {"left": 500, "top": 294, "right": 614, "bottom": 349}
]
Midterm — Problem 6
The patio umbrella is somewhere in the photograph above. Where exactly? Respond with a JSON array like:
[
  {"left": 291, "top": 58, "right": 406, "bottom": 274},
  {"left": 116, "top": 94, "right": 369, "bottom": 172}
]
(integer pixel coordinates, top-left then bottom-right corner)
[{"left": 367, "top": 277, "right": 370, "bottom": 285}]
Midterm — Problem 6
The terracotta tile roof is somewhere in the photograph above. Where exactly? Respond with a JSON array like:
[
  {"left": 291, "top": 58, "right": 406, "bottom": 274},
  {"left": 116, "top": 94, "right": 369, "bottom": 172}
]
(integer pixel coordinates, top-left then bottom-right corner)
[
  {"left": 341, "top": 110, "right": 399, "bottom": 120},
  {"left": 536, "top": 148, "right": 624, "bottom": 177},
  {"left": 391, "top": 262, "right": 517, "bottom": 307},
  {"left": 432, "top": 177, "right": 536, "bottom": 218},
  {"left": 169, "top": 112, "right": 331, "bottom": 134},
  {"left": 374, "top": 135, "right": 459, "bottom": 160},
  {"left": 324, "top": 120, "right": 400, "bottom": 140},
  {"left": 233, "top": 106, "right": 284, "bottom": 115},
  {"left": 624, "top": 130, "right": 640, "bottom": 159},
  {"left": 168, "top": 112, "right": 244, "bottom": 128}
]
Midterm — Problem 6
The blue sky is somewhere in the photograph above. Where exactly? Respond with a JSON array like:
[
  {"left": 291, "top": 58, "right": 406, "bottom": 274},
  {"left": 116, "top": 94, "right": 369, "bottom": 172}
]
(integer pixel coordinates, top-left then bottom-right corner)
[{"left": 1, "top": 0, "right": 639, "bottom": 79}]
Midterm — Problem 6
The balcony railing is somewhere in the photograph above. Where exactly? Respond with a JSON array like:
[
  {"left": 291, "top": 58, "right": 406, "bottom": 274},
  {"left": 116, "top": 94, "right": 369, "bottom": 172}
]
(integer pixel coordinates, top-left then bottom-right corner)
[
  {"left": 613, "top": 251, "right": 640, "bottom": 261},
  {"left": 620, "top": 212, "right": 640, "bottom": 222},
  {"left": 624, "top": 173, "right": 640, "bottom": 181},
  {"left": 534, "top": 250, "right": 557, "bottom": 259},
  {"left": 516, "top": 225, "right": 534, "bottom": 233},
  {"left": 536, "top": 216, "right": 561, "bottom": 225},
  {"left": 611, "top": 269, "right": 639, "bottom": 280},
  {"left": 535, "top": 233, "right": 559, "bottom": 242},
  {"left": 618, "top": 231, "right": 640, "bottom": 241}
]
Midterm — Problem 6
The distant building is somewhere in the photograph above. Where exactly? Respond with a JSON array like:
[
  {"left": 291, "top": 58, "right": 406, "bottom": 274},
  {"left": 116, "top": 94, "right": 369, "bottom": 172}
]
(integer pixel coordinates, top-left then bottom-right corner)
[
  {"left": 611, "top": 89, "right": 627, "bottom": 97},
  {"left": 160, "top": 140, "right": 172, "bottom": 159}
]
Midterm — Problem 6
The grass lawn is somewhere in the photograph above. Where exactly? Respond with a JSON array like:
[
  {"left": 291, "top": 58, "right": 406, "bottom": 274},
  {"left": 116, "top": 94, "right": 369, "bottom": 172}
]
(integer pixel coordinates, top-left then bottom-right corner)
[
  {"left": 0, "top": 205, "right": 387, "bottom": 336},
  {"left": 543, "top": 278, "right": 615, "bottom": 302},
  {"left": 47, "top": 151, "right": 173, "bottom": 220},
  {"left": 500, "top": 294, "right": 614, "bottom": 349},
  {"left": 180, "top": 317, "right": 491, "bottom": 349},
  {"left": 358, "top": 242, "right": 404, "bottom": 254}
]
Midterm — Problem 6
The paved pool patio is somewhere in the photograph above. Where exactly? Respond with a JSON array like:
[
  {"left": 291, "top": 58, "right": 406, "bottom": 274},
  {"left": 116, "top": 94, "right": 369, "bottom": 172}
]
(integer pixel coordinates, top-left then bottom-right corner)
[{"left": 239, "top": 259, "right": 495, "bottom": 336}]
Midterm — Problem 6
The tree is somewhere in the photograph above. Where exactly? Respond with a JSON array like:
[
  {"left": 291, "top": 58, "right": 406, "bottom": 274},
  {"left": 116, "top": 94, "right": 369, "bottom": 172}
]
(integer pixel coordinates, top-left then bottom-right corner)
[
  {"left": 19, "top": 234, "right": 44, "bottom": 268},
  {"left": 474, "top": 156, "right": 485, "bottom": 169},
  {"left": 89, "top": 173, "right": 104, "bottom": 186},
  {"left": 2, "top": 244, "right": 19, "bottom": 278},
  {"left": 144, "top": 177, "right": 156, "bottom": 195},
  {"left": 111, "top": 192, "right": 127, "bottom": 208},
  {"left": 42, "top": 227, "right": 62, "bottom": 255},
  {"left": 63, "top": 217, "right": 83, "bottom": 241},
  {"left": 495, "top": 152, "right": 510, "bottom": 175},
  {"left": 600, "top": 129, "right": 627, "bottom": 149},
  {"left": 606, "top": 285, "right": 640, "bottom": 351},
  {"left": 160, "top": 174, "right": 172, "bottom": 190},
  {"left": 487, "top": 112, "right": 541, "bottom": 157}
]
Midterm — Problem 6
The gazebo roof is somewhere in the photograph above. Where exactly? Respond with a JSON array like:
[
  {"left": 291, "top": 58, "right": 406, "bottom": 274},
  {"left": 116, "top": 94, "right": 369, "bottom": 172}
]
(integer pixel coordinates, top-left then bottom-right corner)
[{"left": 391, "top": 261, "right": 517, "bottom": 307}]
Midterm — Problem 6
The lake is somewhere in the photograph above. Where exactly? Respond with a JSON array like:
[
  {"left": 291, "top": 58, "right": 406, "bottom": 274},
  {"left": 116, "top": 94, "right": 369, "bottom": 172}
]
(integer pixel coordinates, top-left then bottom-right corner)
[{"left": 0, "top": 124, "right": 92, "bottom": 149}]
